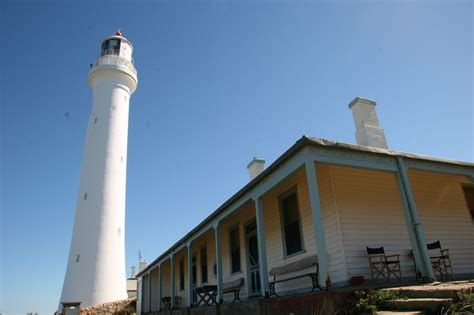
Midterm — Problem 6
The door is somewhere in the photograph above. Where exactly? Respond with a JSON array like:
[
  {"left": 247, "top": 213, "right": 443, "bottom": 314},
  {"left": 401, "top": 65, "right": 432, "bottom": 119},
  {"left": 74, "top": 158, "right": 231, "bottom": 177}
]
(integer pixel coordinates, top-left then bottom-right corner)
[{"left": 245, "top": 221, "right": 261, "bottom": 297}]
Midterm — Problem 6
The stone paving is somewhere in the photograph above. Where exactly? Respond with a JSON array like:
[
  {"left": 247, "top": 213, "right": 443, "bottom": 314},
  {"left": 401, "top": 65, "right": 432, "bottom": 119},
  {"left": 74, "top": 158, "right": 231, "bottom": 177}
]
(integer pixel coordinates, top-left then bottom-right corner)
[{"left": 384, "top": 279, "right": 474, "bottom": 292}]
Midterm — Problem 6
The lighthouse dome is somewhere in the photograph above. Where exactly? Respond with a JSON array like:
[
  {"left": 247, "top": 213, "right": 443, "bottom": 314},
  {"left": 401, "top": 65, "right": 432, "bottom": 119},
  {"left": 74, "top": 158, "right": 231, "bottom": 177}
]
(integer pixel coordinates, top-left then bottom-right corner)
[{"left": 100, "top": 32, "right": 134, "bottom": 62}]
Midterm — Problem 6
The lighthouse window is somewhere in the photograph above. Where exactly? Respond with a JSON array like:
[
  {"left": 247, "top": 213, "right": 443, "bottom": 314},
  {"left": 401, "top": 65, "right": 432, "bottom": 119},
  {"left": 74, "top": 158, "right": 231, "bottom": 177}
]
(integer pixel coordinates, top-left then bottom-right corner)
[
  {"left": 76, "top": 254, "right": 80, "bottom": 262},
  {"left": 101, "top": 39, "right": 121, "bottom": 56}
]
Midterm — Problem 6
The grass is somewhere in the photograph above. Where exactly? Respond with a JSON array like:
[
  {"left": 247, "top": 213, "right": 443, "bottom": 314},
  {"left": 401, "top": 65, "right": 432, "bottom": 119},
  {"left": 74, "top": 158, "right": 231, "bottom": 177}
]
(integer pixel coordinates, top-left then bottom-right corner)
[{"left": 441, "top": 289, "right": 473, "bottom": 315}]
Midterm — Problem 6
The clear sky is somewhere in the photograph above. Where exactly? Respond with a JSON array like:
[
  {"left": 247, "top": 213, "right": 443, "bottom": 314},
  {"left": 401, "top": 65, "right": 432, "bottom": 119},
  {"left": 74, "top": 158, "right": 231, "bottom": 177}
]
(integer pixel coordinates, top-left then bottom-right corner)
[{"left": 1, "top": 0, "right": 472, "bottom": 314}]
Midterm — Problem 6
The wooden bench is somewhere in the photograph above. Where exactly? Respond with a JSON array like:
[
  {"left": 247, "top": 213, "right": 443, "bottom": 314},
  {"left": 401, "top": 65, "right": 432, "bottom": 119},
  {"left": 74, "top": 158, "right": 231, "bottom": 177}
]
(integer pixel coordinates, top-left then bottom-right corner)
[
  {"left": 223, "top": 278, "right": 244, "bottom": 303},
  {"left": 268, "top": 255, "right": 320, "bottom": 297}
]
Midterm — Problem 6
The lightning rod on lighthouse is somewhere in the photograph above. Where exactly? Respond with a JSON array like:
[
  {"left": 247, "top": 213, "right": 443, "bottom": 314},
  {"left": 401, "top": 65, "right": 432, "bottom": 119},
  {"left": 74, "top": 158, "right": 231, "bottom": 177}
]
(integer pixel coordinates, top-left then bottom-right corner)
[{"left": 59, "top": 31, "right": 138, "bottom": 309}]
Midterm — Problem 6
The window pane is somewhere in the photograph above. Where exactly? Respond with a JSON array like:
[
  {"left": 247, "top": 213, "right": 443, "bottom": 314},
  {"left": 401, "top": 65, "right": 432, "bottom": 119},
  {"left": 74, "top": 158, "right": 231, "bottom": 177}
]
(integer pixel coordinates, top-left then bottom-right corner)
[
  {"left": 229, "top": 227, "right": 241, "bottom": 273},
  {"left": 179, "top": 259, "right": 185, "bottom": 290},
  {"left": 200, "top": 246, "right": 208, "bottom": 283},
  {"left": 462, "top": 186, "right": 474, "bottom": 219},
  {"left": 282, "top": 193, "right": 298, "bottom": 223},
  {"left": 285, "top": 221, "right": 302, "bottom": 255},
  {"left": 281, "top": 191, "right": 303, "bottom": 256},
  {"left": 192, "top": 255, "right": 197, "bottom": 286}
]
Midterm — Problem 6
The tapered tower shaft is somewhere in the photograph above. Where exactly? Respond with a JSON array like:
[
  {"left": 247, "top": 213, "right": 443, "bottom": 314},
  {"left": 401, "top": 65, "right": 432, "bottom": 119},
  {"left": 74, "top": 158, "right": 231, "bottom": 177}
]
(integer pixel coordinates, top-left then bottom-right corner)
[{"left": 59, "top": 32, "right": 138, "bottom": 308}]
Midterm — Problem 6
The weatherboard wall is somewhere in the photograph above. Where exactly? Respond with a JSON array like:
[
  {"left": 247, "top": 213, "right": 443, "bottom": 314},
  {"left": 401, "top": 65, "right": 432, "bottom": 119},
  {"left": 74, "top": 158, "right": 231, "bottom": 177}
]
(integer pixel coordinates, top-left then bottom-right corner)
[
  {"left": 409, "top": 170, "right": 474, "bottom": 276},
  {"left": 219, "top": 202, "right": 254, "bottom": 302},
  {"left": 260, "top": 167, "right": 319, "bottom": 293},
  {"left": 330, "top": 165, "right": 416, "bottom": 280}
]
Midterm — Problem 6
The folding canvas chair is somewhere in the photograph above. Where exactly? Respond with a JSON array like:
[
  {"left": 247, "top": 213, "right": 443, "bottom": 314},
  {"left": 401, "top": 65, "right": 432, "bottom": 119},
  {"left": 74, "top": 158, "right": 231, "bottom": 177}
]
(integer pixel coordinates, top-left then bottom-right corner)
[
  {"left": 366, "top": 246, "right": 402, "bottom": 281},
  {"left": 427, "top": 240, "right": 453, "bottom": 280}
]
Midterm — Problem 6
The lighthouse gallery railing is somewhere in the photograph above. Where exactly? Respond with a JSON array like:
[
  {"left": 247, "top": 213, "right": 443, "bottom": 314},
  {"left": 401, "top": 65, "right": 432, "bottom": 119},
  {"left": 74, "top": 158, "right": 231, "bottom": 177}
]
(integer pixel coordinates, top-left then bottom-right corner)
[{"left": 90, "top": 55, "right": 137, "bottom": 76}]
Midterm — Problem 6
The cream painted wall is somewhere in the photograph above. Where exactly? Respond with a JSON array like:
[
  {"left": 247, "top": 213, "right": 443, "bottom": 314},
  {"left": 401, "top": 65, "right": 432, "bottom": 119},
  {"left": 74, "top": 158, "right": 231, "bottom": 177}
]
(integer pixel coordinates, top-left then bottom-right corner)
[
  {"left": 149, "top": 269, "right": 160, "bottom": 311},
  {"left": 220, "top": 203, "right": 254, "bottom": 302},
  {"left": 409, "top": 170, "right": 474, "bottom": 276},
  {"left": 173, "top": 249, "right": 190, "bottom": 307},
  {"left": 161, "top": 260, "right": 171, "bottom": 300},
  {"left": 261, "top": 167, "right": 318, "bottom": 293},
  {"left": 141, "top": 274, "right": 149, "bottom": 313},
  {"left": 191, "top": 230, "right": 217, "bottom": 288},
  {"left": 136, "top": 278, "right": 142, "bottom": 315},
  {"left": 330, "top": 165, "right": 415, "bottom": 281},
  {"left": 316, "top": 165, "right": 348, "bottom": 285}
]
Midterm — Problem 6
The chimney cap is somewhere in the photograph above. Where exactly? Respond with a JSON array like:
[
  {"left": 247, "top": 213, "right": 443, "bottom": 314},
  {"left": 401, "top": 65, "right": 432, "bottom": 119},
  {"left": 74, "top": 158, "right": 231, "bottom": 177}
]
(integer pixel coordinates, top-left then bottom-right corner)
[
  {"left": 348, "top": 97, "right": 376, "bottom": 109},
  {"left": 247, "top": 157, "right": 265, "bottom": 169}
]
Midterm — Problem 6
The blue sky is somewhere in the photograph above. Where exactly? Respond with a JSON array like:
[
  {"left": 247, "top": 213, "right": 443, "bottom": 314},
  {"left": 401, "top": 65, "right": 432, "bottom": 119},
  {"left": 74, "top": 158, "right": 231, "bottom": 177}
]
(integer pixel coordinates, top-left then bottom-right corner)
[{"left": 1, "top": 0, "right": 472, "bottom": 314}]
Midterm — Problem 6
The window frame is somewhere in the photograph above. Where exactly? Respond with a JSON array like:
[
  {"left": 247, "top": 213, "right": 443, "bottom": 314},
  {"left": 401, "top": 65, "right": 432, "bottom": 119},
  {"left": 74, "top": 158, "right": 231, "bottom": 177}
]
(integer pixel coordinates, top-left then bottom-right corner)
[
  {"left": 200, "top": 244, "right": 208, "bottom": 284},
  {"left": 179, "top": 257, "right": 185, "bottom": 291},
  {"left": 228, "top": 223, "right": 242, "bottom": 274},
  {"left": 278, "top": 186, "right": 305, "bottom": 258},
  {"left": 461, "top": 184, "right": 474, "bottom": 223}
]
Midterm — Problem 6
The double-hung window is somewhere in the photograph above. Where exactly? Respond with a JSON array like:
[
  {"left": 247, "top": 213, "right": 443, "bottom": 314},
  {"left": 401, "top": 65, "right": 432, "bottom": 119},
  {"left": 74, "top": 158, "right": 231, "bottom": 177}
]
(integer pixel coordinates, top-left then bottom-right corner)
[
  {"left": 462, "top": 186, "right": 474, "bottom": 222},
  {"left": 179, "top": 258, "right": 185, "bottom": 291},
  {"left": 279, "top": 188, "right": 304, "bottom": 256},
  {"left": 200, "top": 245, "right": 208, "bottom": 283},
  {"left": 229, "top": 225, "right": 241, "bottom": 274}
]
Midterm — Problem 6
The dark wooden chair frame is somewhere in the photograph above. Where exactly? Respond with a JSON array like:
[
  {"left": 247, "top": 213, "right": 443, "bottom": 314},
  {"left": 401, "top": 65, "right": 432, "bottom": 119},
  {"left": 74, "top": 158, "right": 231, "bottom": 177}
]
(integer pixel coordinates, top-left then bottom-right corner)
[
  {"left": 194, "top": 285, "right": 218, "bottom": 307},
  {"left": 161, "top": 296, "right": 181, "bottom": 311},
  {"left": 268, "top": 255, "right": 321, "bottom": 297},
  {"left": 367, "top": 246, "right": 402, "bottom": 281},
  {"left": 427, "top": 240, "right": 454, "bottom": 280}
]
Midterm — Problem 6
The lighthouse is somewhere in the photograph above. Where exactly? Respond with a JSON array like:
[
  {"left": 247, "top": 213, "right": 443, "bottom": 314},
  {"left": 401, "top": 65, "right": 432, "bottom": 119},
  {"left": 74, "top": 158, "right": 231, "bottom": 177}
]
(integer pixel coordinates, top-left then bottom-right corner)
[{"left": 59, "top": 32, "right": 138, "bottom": 309}]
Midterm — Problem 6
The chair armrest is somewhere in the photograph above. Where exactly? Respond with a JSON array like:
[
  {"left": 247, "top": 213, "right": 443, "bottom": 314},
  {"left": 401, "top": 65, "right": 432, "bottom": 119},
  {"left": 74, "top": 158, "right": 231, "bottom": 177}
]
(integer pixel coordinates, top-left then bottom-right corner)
[
  {"left": 368, "top": 255, "right": 384, "bottom": 264},
  {"left": 440, "top": 249, "right": 450, "bottom": 256},
  {"left": 384, "top": 254, "right": 400, "bottom": 259}
]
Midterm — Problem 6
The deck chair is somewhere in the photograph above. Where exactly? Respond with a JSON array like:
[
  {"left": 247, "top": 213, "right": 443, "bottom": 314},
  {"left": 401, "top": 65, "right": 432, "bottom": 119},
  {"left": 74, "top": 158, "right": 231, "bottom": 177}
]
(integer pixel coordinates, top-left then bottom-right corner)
[
  {"left": 427, "top": 241, "right": 453, "bottom": 280},
  {"left": 366, "top": 246, "right": 402, "bottom": 281}
]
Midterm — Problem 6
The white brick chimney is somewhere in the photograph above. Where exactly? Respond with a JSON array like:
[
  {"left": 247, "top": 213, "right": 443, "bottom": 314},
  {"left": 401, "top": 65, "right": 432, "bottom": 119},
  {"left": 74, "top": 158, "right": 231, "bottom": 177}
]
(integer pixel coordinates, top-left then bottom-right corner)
[
  {"left": 349, "top": 97, "right": 388, "bottom": 149},
  {"left": 247, "top": 157, "right": 265, "bottom": 181},
  {"left": 139, "top": 260, "right": 147, "bottom": 272}
]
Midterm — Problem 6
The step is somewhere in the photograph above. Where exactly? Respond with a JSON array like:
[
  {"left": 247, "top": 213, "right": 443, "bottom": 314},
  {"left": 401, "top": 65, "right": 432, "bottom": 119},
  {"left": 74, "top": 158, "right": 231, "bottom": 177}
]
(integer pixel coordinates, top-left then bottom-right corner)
[
  {"left": 376, "top": 312, "right": 423, "bottom": 315},
  {"left": 399, "top": 289, "right": 458, "bottom": 300},
  {"left": 385, "top": 298, "right": 452, "bottom": 312}
]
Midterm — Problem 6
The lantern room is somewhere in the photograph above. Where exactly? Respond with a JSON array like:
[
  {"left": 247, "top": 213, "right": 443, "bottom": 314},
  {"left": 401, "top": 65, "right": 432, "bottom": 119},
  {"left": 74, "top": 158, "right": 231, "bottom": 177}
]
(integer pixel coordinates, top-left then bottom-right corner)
[{"left": 100, "top": 31, "right": 133, "bottom": 62}]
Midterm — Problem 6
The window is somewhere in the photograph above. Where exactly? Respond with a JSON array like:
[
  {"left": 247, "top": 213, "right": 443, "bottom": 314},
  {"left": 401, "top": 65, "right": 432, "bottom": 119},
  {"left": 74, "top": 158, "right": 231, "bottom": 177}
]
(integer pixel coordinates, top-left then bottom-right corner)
[
  {"left": 179, "top": 259, "right": 185, "bottom": 291},
  {"left": 279, "top": 188, "right": 303, "bottom": 256},
  {"left": 101, "top": 39, "right": 121, "bottom": 56},
  {"left": 462, "top": 186, "right": 474, "bottom": 221},
  {"left": 229, "top": 226, "right": 241, "bottom": 273},
  {"left": 200, "top": 245, "right": 208, "bottom": 283},
  {"left": 192, "top": 254, "right": 197, "bottom": 303},
  {"left": 192, "top": 254, "right": 197, "bottom": 285}
]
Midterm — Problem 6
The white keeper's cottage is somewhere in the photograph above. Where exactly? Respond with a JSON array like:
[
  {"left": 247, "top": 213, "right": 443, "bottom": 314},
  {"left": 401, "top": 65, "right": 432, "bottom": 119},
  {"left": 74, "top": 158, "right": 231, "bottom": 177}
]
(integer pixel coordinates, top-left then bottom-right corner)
[{"left": 135, "top": 97, "right": 474, "bottom": 314}]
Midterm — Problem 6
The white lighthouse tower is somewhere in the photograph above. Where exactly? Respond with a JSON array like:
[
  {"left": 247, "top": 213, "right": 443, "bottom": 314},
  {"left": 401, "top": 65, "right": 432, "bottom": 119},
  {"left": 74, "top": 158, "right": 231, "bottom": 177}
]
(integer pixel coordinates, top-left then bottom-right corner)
[{"left": 59, "top": 31, "right": 138, "bottom": 309}]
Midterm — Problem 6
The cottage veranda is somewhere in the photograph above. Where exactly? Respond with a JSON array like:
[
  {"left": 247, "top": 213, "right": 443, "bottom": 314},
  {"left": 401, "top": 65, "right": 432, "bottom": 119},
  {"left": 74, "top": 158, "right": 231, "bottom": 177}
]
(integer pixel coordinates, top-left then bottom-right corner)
[{"left": 135, "top": 97, "right": 474, "bottom": 314}]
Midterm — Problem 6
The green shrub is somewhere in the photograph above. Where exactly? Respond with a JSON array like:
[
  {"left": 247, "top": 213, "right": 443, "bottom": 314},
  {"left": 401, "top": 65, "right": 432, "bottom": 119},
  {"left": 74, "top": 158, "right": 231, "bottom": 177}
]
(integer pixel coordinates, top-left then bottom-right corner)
[
  {"left": 353, "top": 289, "right": 406, "bottom": 314},
  {"left": 441, "top": 290, "right": 474, "bottom": 315}
]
